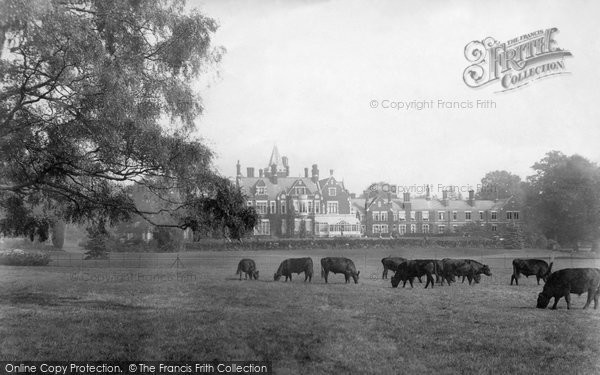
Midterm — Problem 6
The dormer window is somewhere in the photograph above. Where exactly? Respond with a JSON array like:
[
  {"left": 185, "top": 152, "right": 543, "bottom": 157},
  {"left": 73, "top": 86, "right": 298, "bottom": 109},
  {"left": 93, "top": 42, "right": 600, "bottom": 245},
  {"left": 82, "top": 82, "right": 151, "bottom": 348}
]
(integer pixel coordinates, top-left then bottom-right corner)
[
  {"left": 295, "top": 187, "right": 306, "bottom": 195},
  {"left": 328, "top": 188, "right": 336, "bottom": 196},
  {"left": 256, "top": 186, "right": 266, "bottom": 195}
]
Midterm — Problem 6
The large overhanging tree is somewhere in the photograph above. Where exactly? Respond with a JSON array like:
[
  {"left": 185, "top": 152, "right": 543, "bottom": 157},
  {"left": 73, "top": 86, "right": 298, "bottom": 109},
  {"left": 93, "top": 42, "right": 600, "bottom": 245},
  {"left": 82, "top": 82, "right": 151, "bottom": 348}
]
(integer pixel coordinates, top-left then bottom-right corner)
[{"left": 0, "top": 0, "right": 256, "bottom": 240}]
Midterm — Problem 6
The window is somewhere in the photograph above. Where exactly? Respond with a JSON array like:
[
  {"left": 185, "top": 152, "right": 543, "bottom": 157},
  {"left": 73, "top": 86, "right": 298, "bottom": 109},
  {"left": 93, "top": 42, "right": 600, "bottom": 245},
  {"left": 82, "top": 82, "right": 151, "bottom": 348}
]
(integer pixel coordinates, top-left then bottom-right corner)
[
  {"left": 399, "top": 224, "right": 406, "bottom": 235},
  {"left": 372, "top": 224, "right": 381, "bottom": 233},
  {"left": 270, "top": 201, "right": 276, "bottom": 214},
  {"left": 373, "top": 211, "right": 380, "bottom": 221},
  {"left": 254, "top": 219, "right": 270, "bottom": 235},
  {"left": 491, "top": 211, "right": 497, "bottom": 220},
  {"left": 465, "top": 211, "right": 471, "bottom": 221},
  {"left": 410, "top": 224, "right": 416, "bottom": 233},
  {"left": 410, "top": 211, "right": 416, "bottom": 221},
  {"left": 281, "top": 219, "right": 286, "bottom": 235},
  {"left": 295, "top": 187, "right": 306, "bottom": 195},
  {"left": 381, "top": 224, "right": 388, "bottom": 233},
  {"left": 315, "top": 202, "right": 320, "bottom": 214},
  {"left": 506, "top": 211, "right": 520, "bottom": 220},
  {"left": 398, "top": 211, "right": 406, "bottom": 221},
  {"left": 438, "top": 225, "right": 445, "bottom": 234},
  {"left": 280, "top": 201, "right": 286, "bottom": 214},
  {"left": 422, "top": 211, "right": 429, "bottom": 221},
  {"left": 393, "top": 224, "right": 397, "bottom": 232},
  {"left": 300, "top": 200, "right": 308, "bottom": 213},
  {"left": 514, "top": 211, "right": 519, "bottom": 220},
  {"left": 377, "top": 201, "right": 382, "bottom": 208},
  {"left": 256, "top": 186, "right": 266, "bottom": 195},
  {"left": 479, "top": 211, "right": 484, "bottom": 220},
  {"left": 308, "top": 201, "right": 314, "bottom": 213},
  {"left": 506, "top": 211, "right": 512, "bottom": 220},
  {"left": 423, "top": 224, "right": 430, "bottom": 233},
  {"left": 381, "top": 211, "right": 388, "bottom": 221},
  {"left": 328, "top": 187, "right": 336, "bottom": 196},
  {"left": 393, "top": 212, "right": 398, "bottom": 221},
  {"left": 491, "top": 224, "right": 497, "bottom": 232},
  {"left": 247, "top": 201, "right": 253, "bottom": 207},
  {"left": 327, "top": 202, "right": 338, "bottom": 214},
  {"left": 452, "top": 211, "right": 457, "bottom": 221},
  {"left": 438, "top": 211, "right": 445, "bottom": 220},
  {"left": 256, "top": 201, "right": 268, "bottom": 214}
]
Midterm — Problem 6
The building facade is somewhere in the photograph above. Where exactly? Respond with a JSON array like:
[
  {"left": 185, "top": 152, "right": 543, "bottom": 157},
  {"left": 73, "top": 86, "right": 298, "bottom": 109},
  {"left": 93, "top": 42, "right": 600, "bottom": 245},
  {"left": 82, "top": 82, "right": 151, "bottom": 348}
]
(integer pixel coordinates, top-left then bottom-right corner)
[
  {"left": 236, "top": 146, "right": 361, "bottom": 238},
  {"left": 359, "top": 188, "right": 521, "bottom": 237}
]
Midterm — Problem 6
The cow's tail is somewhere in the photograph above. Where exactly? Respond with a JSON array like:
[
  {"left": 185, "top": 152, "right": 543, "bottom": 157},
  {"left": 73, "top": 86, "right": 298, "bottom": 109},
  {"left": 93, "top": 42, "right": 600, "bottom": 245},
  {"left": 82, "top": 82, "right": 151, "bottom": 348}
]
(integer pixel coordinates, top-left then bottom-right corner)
[{"left": 321, "top": 265, "right": 324, "bottom": 278}]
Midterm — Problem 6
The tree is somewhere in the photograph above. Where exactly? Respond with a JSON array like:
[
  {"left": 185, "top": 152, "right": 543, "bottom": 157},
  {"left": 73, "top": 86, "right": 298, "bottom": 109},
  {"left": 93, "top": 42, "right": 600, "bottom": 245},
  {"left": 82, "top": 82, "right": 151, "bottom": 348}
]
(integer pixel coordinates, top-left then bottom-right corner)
[
  {"left": 476, "top": 170, "right": 524, "bottom": 200},
  {"left": 183, "top": 177, "right": 258, "bottom": 241},
  {"left": 0, "top": 0, "right": 236, "bottom": 238},
  {"left": 525, "top": 151, "right": 600, "bottom": 249}
]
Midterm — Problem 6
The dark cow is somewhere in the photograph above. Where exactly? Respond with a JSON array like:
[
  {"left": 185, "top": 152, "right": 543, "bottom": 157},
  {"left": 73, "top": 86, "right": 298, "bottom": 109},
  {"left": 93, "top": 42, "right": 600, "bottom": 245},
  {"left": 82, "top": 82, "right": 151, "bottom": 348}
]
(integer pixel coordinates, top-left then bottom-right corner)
[
  {"left": 236, "top": 259, "right": 259, "bottom": 280},
  {"left": 274, "top": 258, "right": 313, "bottom": 282},
  {"left": 434, "top": 259, "right": 454, "bottom": 286},
  {"left": 442, "top": 259, "right": 491, "bottom": 285},
  {"left": 537, "top": 268, "right": 600, "bottom": 310},
  {"left": 381, "top": 257, "right": 407, "bottom": 279},
  {"left": 391, "top": 259, "right": 437, "bottom": 288},
  {"left": 511, "top": 259, "right": 552, "bottom": 285},
  {"left": 321, "top": 257, "right": 360, "bottom": 284}
]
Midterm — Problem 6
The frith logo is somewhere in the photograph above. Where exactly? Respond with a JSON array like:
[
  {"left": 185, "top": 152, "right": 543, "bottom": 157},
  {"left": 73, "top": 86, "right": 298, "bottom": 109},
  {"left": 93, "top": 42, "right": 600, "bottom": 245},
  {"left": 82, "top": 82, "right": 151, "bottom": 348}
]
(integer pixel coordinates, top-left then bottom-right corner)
[{"left": 463, "top": 28, "right": 572, "bottom": 92}]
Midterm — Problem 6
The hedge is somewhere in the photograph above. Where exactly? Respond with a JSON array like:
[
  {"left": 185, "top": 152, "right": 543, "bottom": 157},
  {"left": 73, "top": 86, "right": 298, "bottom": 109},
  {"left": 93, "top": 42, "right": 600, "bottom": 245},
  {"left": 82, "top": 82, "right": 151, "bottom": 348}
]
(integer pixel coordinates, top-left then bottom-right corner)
[{"left": 0, "top": 249, "right": 51, "bottom": 266}]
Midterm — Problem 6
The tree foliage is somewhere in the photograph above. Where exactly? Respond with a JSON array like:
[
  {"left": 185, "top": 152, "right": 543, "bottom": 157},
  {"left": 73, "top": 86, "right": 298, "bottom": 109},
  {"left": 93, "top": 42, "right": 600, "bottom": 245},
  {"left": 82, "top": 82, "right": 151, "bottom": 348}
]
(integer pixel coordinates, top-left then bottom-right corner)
[
  {"left": 524, "top": 151, "right": 600, "bottom": 248},
  {"left": 0, "top": 0, "right": 255, "bottom": 239},
  {"left": 476, "top": 170, "right": 524, "bottom": 200}
]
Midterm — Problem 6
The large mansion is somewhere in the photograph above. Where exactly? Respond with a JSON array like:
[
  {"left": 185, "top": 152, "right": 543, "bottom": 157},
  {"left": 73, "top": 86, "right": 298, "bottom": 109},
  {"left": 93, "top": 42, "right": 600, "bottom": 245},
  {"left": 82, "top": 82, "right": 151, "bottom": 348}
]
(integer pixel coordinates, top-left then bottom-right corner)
[{"left": 237, "top": 147, "right": 522, "bottom": 238}]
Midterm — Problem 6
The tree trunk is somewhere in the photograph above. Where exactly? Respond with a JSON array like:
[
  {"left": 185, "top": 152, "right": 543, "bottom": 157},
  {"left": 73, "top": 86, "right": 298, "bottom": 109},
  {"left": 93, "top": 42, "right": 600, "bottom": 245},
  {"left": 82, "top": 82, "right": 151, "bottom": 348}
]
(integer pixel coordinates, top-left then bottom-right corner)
[{"left": 51, "top": 220, "right": 66, "bottom": 249}]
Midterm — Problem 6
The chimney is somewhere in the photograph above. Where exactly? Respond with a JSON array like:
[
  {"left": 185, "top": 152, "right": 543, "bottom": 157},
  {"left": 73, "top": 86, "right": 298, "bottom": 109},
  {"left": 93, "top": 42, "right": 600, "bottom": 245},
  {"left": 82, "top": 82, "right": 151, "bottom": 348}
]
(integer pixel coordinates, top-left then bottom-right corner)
[
  {"left": 236, "top": 160, "right": 241, "bottom": 177},
  {"left": 468, "top": 189, "right": 475, "bottom": 206},
  {"left": 270, "top": 164, "right": 278, "bottom": 184},
  {"left": 442, "top": 190, "right": 448, "bottom": 206},
  {"left": 403, "top": 192, "right": 410, "bottom": 202},
  {"left": 304, "top": 167, "right": 309, "bottom": 178},
  {"left": 425, "top": 185, "right": 431, "bottom": 200},
  {"left": 311, "top": 164, "right": 319, "bottom": 183},
  {"left": 330, "top": 169, "right": 334, "bottom": 176},
  {"left": 259, "top": 169, "right": 264, "bottom": 178},
  {"left": 282, "top": 156, "right": 289, "bottom": 177},
  {"left": 246, "top": 167, "right": 255, "bottom": 178}
]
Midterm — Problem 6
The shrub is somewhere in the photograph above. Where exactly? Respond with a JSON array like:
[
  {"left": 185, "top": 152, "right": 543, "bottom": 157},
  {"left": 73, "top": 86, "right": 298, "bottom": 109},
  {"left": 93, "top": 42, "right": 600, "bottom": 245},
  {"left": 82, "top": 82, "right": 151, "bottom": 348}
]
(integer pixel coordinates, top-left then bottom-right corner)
[{"left": 0, "top": 249, "right": 51, "bottom": 266}]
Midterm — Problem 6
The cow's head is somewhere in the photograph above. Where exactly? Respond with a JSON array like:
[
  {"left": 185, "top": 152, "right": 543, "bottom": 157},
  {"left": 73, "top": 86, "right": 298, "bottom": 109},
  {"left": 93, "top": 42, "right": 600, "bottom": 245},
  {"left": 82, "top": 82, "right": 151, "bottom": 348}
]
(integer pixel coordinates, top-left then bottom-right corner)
[
  {"left": 537, "top": 292, "right": 550, "bottom": 309},
  {"left": 473, "top": 273, "right": 481, "bottom": 283},
  {"left": 482, "top": 265, "right": 492, "bottom": 276},
  {"left": 253, "top": 270, "right": 259, "bottom": 280},
  {"left": 273, "top": 272, "right": 280, "bottom": 281},
  {"left": 391, "top": 273, "right": 401, "bottom": 288},
  {"left": 351, "top": 270, "right": 360, "bottom": 284}
]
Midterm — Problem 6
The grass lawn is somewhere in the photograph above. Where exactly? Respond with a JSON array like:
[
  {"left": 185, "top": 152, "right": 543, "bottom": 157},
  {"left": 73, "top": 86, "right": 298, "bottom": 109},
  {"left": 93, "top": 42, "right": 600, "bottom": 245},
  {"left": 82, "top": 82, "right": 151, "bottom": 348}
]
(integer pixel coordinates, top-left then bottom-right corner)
[{"left": 1, "top": 247, "right": 599, "bottom": 374}]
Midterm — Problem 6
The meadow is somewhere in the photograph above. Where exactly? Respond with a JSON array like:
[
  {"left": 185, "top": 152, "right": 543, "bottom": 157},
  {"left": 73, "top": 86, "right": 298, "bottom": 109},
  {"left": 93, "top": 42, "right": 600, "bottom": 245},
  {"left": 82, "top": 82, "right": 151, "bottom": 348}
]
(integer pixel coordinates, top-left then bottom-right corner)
[{"left": 1, "top": 247, "right": 599, "bottom": 374}]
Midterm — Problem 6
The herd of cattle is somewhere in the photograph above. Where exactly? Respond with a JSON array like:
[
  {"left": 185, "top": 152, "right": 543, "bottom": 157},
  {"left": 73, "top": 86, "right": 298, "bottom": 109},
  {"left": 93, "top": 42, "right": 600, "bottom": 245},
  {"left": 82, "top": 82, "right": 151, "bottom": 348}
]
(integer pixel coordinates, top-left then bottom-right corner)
[{"left": 236, "top": 257, "right": 600, "bottom": 310}]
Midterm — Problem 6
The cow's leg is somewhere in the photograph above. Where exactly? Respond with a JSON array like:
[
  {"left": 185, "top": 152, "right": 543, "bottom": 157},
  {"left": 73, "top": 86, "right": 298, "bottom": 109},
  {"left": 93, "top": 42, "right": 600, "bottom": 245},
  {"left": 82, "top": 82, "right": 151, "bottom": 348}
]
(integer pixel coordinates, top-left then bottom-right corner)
[
  {"left": 565, "top": 293, "right": 571, "bottom": 310},
  {"left": 594, "top": 289, "right": 599, "bottom": 309},
  {"left": 324, "top": 271, "right": 328, "bottom": 283},
  {"left": 289, "top": 274, "right": 292, "bottom": 282},
  {"left": 344, "top": 272, "right": 350, "bottom": 283},
  {"left": 510, "top": 273, "right": 517, "bottom": 285},
  {"left": 536, "top": 275, "right": 541, "bottom": 285},
  {"left": 417, "top": 276, "right": 422, "bottom": 283},
  {"left": 551, "top": 296, "right": 561, "bottom": 309},
  {"left": 382, "top": 268, "right": 387, "bottom": 279},
  {"left": 583, "top": 289, "right": 594, "bottom": 309},
  {"left": 239, "top": 272, "right": 242, "bottom": 280},
  {"left": 408, "top": 278, "right": 414, "bottom": 288}
]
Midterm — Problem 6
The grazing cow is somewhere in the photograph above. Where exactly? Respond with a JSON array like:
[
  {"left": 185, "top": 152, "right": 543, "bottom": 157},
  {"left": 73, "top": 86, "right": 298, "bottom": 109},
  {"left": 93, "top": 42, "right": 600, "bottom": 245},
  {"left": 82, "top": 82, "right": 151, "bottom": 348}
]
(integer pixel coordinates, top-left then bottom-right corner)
[
  {"left": 274, "top": 258, "right": 313, "bottom": 282},
  {"left": 442, "top": 259, "right": 491, "bottom": 285},
  {"left": 511, "top": 259, "right": 553, "bottom": 285},
  {"left": 391, "top": 259, "right": 437, "bottom": 289},
  {"left": 381, "top": 257, "right": 407, "bottom": 279},
  {"left": 321, "top": 257, "right": 360, "bottom": 284},
  {"left": 537, "top": 268, "right": 600, "bottom": 310},
  {"left": 434, "top": 259, "right": 454, "bottom": 286},
  {"left": 236, "top": 259, "right": 259, "bottom": 280}
]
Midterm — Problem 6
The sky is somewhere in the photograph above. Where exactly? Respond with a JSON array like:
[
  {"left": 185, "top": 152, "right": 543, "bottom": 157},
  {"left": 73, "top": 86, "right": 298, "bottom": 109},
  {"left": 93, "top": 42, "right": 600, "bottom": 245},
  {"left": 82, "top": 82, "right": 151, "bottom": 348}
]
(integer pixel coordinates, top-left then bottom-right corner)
[{"left": 188, "top": 0, "right": 600, "bottom": 196}]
